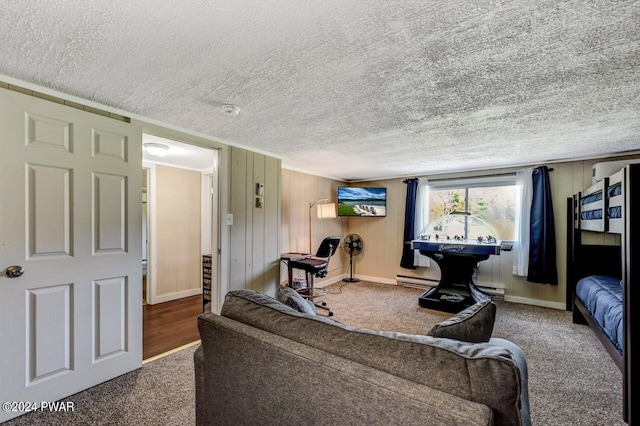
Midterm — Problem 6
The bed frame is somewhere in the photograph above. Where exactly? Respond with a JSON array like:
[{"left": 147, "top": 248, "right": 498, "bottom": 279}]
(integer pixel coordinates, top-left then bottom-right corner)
[{"left": 567, "top": 163, "right": 637, "bottom": 424}]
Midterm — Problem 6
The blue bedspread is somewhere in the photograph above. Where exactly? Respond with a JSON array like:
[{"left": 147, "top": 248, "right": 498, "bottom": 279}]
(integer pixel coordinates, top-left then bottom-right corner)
[{"left": 576, "top": 275, "right": 623, "bottom": 354}]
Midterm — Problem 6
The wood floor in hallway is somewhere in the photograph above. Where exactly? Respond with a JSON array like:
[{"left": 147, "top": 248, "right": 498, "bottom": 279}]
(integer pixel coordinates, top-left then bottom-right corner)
[{"left": 143, "top": 295, "right": 204, "bottom": 360}]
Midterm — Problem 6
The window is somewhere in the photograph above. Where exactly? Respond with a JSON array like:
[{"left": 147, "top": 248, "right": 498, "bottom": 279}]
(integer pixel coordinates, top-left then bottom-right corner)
[{"left": 421, "top": 177, "right": 516, "bottom": 241}]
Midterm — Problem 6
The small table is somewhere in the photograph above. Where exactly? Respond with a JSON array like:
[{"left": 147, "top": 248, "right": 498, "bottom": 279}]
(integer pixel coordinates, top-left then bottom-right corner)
[
  {"left": 410, "top": 239, "right": 502, "bottom": 313},
  {"left": 281, "top": 253, "right": 312, "bottom": 288}
]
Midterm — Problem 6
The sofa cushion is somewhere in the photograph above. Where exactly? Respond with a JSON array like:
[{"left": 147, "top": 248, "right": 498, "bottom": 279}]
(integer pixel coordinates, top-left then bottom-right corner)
[
  {"left": 490, "top": 337, "right": 530, "bottom": 425},
  {"left": 221, "top": 290, "right": 529, "bottom": 426},
  {"left": 196, "top": 312, "right": 495, "bottom": 426},
  {"left": 278, "top": 285, "right": 317, "bottom": 315},
  {"left": 425, "top": 300, "right": 496, "bottom": 343}
]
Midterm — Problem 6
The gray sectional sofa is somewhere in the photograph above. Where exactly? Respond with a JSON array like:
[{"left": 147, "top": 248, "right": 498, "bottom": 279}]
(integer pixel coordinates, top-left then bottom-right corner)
[{"left": 194, "top": 289, "right": 530, "bottom": 426}]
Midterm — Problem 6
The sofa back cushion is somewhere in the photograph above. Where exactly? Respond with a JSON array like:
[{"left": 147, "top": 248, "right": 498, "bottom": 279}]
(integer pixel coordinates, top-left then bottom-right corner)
[
  {"left": 426, "top": 299, "right": 496, "bottom": 343},
  {"left": 277, "top": 285, "right": 317, "bottom": 315},
  {"left": 196, "top": 313, "right": 495, "bottom": 426},
  {"left": 221, "top": 290, "right": 528, "bottom": 426}
]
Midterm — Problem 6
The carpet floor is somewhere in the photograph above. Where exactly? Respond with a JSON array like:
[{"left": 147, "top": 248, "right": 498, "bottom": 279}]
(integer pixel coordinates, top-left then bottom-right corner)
[
  {"left": 2, "top": 343, "right": 198, "bottom": 426},
  {"left": 321, "top": 281, "right": 625, "bottom": 426},
  {"left": 3, "top": 281, "right": 625, "bottom": 425}
]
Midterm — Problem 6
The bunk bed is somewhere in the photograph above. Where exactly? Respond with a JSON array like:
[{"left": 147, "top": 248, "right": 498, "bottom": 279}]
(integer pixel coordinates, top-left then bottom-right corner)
[{"left": 567, "top": 163, "right": 636, "bottom": 424}]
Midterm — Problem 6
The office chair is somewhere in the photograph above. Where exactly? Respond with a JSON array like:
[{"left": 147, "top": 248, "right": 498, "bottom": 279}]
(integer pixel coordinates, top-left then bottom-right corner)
[{"left": 287, "top": 236, "right": 340, "bottom": 316}]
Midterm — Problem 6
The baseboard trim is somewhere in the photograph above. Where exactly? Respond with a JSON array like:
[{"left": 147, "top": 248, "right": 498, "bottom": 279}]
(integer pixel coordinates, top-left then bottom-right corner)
[
  {"left": 152, "top": 288, "right": 202, "bottom": 304},
  {"left": 351, "top": 274, "right": 397, "bottom": 285},
  {"left": 504, "top": 295, "right": 566, "bottom": 310},
  {"left": 143, "top": 340, "right": 201, "bottom": 363},
  {"left": 285, "top": 274, "right": 401, "bottom": 288},
  {"left": 312, "top": 274, "right": 399, "bottom": 286},
  {"left": 314, "top": 274, "right": 348, "bottom": 288}
]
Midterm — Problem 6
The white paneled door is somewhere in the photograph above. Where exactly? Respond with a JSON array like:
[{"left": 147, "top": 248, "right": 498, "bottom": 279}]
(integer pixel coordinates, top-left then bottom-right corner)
[{"left": 0, "top": 88, "right": 142, "bottom": 422}]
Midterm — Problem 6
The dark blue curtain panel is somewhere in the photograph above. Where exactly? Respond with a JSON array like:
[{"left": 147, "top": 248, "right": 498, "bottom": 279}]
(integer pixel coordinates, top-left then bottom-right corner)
[
  {"left": 527, "top": 166, "right": 558, "bottom": 284},
  {"left": 400, "top": 178, "right": 419, "bottom": 269}
]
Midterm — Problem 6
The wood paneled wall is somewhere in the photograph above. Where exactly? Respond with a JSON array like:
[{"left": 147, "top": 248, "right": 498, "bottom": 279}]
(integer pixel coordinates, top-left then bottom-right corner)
[
  {"left": 282, "top": 154, "right": 639, "bottom": 308},
  {"left": 281, "top": 170, "right": 347, "bottom": 285},
  {"left": 229, "top": 148, "right": 281, "bottom": 297}
]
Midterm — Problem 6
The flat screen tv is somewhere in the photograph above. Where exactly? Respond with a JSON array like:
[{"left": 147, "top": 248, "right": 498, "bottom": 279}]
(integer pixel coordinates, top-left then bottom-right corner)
[{"left": 337, "top": 186, "right": 387, "bottom": 217}]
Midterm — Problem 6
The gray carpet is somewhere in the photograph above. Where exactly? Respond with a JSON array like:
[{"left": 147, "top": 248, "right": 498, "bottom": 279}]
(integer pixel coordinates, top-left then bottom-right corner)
[
  {"left": 4, "top": 281, "right": 625, "bottom": 425},
  {"left": 2, "top": 344, "right": 197, "bottom": 426},
  {"left": 321, "top": 281, "right": 625, "bottom": 426}
]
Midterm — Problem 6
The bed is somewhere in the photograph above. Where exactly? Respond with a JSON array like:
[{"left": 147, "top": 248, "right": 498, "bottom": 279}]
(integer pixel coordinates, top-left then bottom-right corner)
[
  {"left": 568, "top": 163, "right": 636, "bottom": 424},
  {"left": 574, "top": 275, "right": 623, "bottom": 363}
]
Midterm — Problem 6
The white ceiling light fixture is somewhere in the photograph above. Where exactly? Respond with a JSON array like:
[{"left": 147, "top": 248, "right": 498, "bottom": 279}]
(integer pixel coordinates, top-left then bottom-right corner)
[
  {"left": 143, "top": 142, "right": 170, "bottom": 157},
  {"left": 222, "top": 104, "right": 241, "bottom": 117}
]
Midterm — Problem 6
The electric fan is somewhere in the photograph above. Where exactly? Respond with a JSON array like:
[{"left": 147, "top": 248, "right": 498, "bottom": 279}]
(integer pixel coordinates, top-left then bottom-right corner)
[{"left": 342, "top": 233, "right": 363, "bottom": 283}]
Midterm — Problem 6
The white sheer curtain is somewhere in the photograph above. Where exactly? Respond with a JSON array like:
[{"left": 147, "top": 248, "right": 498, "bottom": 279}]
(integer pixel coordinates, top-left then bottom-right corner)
[
  {"left": 413, "top": 178, "right": 430, "bottom": 267},
  {"left": 513, "top": 168, "right": 533, "bottom": 276}
]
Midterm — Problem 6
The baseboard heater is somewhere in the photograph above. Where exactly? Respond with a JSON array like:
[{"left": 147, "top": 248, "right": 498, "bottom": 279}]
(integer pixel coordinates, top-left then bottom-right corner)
[
  {"left": 476, "top": 286, "right": 506, "bottom": 298},
  {"left": 396, "top": 275, "right": 439, "bottom": 289}
]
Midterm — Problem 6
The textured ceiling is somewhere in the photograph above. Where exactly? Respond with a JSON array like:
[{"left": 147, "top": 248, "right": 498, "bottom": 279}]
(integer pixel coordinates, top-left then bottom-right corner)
[
  {"left": 142, "top": 134, "right": 216, "bottom": 171},
  {"left": 1, "top": 1, "right": 639, "bottom": 181}
]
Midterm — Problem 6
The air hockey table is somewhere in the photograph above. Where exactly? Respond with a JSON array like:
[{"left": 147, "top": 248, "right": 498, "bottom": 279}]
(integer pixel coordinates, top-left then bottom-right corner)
[{"left": 411, "top": 238, "right": 508, "bottom": 313}]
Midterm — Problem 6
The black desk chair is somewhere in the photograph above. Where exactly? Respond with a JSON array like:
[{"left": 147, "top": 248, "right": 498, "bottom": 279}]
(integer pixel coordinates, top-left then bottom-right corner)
[{"left": 287, "top": 236, "right": 340, "bottom": 316}]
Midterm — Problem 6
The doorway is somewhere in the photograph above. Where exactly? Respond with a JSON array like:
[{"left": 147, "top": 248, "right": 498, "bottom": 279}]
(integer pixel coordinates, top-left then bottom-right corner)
[
  {"left": 141, "top": 134, "right": 219, "bottom": 359},
  {"left": 142, "top": 169, "right": 149, "bottom": 304}
]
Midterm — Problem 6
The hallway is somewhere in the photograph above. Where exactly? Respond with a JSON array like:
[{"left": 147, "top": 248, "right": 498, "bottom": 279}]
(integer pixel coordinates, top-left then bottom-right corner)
[{"left": 143, "top": 295, "right": 203, "bottom": 360}]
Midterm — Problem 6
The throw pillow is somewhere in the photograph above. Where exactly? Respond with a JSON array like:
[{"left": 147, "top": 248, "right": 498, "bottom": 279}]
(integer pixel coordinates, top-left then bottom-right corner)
[
  {"left": 277, "top": 285, "right": 317, "bottom": 315},
  {"left": 425, "top": 299, "right": 496, "bottom": 343}
]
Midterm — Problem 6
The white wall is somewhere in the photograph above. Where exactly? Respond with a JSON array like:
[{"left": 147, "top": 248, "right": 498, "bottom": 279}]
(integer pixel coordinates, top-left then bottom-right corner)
[{"left": 154, "top": 165, "right": 202, "bottom": 300}]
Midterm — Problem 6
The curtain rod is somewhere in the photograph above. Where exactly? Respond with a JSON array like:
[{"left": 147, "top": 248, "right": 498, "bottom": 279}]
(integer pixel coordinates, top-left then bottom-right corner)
[
  {"left": 533, "top": 167, "right": 554, "bottom": 174},
  {"left": 427, "top": 167, "right": 553, "bottom": 183},
  {"left": 402, "top": 177, "right": 418, "bottom": 183}
]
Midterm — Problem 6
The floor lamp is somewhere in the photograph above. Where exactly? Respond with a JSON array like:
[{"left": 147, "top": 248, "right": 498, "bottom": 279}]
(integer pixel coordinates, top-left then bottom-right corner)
[{"left": 309, "top": 198, "right": 336, "bottom": 253}]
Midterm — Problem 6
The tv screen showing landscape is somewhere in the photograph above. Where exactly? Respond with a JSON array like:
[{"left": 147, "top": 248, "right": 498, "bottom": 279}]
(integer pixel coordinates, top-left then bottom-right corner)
[{"left": 337, "top": 187, "right": 387, "bottom": 217}]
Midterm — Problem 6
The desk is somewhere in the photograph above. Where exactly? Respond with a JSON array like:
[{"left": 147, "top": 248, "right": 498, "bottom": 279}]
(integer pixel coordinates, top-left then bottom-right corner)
[
  {"left": 410, "top": 239, "right": 501, "bottom": 313},
  {"left": 281, "top": 253, "right": 312, "bottom": 261},
  {"left": 281, "top": 253, "right": 312, "bottom": 288}
]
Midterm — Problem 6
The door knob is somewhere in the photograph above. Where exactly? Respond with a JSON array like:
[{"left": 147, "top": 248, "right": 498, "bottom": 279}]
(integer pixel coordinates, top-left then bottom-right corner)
[{"left": 5, "top": 266, "right": 24, "bottom": 278}]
